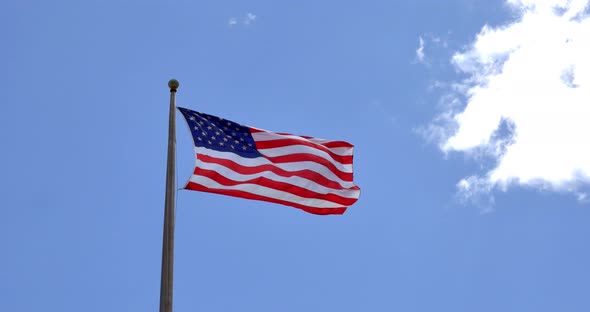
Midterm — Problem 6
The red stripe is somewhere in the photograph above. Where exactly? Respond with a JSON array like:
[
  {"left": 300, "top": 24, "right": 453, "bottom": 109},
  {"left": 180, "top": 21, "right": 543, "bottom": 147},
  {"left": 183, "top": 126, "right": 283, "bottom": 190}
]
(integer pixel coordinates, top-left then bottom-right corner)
[
  {"left": 249, "top": 128, "right": 354, "bottom": 148},
  {"left": 263, "top": 153, "right": 352, "bottom": 182},
  {"left": 194, "top": 168, "right": 359, "bottom": 206},
  {"left": 321, "top": 141, "right": 353, "bottom": 148},
  {"left": 197, "top": 154, "right": 359, "bottom": 191},
  {"left": 254, "top": 139, "right": 353, "bottom": 164},
  {"left": 249, "top": 128, "right": 268, "bottom": 133},
  {"left": 185, "top": 181, "right": 347, "bottom": 215}
]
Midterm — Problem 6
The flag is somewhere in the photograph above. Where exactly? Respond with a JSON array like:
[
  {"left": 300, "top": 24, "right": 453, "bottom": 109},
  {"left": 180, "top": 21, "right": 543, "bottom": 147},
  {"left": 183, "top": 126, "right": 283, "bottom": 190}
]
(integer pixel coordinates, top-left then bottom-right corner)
[{"left": 178, "top": 107, "right": 360, "bottom": 215}]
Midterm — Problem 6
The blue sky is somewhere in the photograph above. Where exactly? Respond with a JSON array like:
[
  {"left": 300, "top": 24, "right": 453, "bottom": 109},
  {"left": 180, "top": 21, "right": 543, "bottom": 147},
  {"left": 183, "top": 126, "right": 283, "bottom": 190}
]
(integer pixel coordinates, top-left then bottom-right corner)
[{"left": 2, "top": 0, "right": 590, "bottom": 311}]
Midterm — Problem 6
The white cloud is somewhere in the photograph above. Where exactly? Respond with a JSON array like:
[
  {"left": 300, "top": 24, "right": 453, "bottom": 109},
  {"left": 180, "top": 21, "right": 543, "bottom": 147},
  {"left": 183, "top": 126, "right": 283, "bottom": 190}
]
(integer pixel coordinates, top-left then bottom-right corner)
[
  {"left": 431, "top": 0, "right": 590, "bottom": 199},
  {"left": 416, "top": 36, "right": 425, "bottom": 63},
  {"left": 228, "top": 13, "right": 257, "bottom": 27}
]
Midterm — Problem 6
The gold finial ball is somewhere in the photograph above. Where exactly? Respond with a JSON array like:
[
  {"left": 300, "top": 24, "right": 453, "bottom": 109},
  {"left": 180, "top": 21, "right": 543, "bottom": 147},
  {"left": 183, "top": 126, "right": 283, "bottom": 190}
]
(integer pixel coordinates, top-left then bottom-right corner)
[{"left": 168, "top": 79, "right": 180, "bottom": 90}]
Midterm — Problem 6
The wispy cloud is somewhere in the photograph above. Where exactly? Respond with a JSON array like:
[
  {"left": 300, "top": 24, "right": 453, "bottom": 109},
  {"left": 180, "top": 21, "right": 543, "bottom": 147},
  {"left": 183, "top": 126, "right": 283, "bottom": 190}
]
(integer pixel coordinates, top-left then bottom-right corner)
[
  {"left": 414, "top": 33, "right": 448, "bottom": 65},
  {"left": 228, "top": 12, "right": 257, "bottom": 27},
  {"left": 415, "top": 36, "right": 425, "bottom": 63},
  {"left": 244, "top": 13, "right": 256, "bottom": 25},
  {"left": 428, "top": 0, "right": 590, "bottom": 202}
]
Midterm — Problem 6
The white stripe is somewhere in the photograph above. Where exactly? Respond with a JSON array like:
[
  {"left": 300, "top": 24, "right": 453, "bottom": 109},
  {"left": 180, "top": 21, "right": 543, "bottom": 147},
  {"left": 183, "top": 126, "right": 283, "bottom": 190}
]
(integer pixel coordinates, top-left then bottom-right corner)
[
  {"left": 189, "top": 175, "right": 344, "bottom": 208},
  {"left": 257, "top": 145, "right": 353, "bottom": 173},
  {"left": 195, "top": 147, "right": 355, "bottom": 186},
  {"left": 195, "top": 158, "right": 360, "bottom": 199},
  {"left": 331, "top": 147, "right": 353, "bottom": 156},
  {"left": 251, "top": 132, "right": 353, "bottom": 156}
]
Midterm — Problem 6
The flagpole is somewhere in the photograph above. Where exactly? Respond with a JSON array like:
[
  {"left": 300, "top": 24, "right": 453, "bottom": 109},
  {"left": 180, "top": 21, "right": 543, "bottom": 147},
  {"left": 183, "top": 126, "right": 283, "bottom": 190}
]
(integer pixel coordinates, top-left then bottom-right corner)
[{"left": 160, "top": 79, "right": 179, "bottom": 312}]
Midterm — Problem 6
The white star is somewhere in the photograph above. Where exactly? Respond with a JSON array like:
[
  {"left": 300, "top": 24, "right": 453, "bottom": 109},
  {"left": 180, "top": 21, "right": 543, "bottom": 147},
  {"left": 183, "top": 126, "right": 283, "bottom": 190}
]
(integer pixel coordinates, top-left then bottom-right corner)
[
  {"left": 207, "top": 126, "right": 212, "bottom": 130},
  {"left": 189, "top": 116, "right": 196, "bottom": 121}
]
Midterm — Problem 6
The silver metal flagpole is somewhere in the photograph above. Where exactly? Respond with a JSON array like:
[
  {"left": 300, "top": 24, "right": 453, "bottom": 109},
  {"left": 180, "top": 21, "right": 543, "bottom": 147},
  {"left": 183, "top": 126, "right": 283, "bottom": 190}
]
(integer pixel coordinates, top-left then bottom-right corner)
[{"left": 160, "top": 79, "right": 179, "bottom": 312}]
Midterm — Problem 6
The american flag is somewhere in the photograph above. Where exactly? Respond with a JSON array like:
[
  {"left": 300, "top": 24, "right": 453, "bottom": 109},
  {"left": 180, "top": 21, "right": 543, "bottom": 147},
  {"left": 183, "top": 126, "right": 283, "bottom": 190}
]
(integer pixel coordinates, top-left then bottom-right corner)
[{"left": 178, "top": 107, "right": 360, "bottom": 215}]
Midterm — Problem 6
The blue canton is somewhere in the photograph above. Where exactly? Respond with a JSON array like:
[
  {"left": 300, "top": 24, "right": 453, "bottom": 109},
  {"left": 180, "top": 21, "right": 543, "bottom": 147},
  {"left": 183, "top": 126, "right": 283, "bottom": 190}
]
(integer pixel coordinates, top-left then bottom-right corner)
[{"left": 178, "top": 107, "right": 262, "bottom": 158}]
